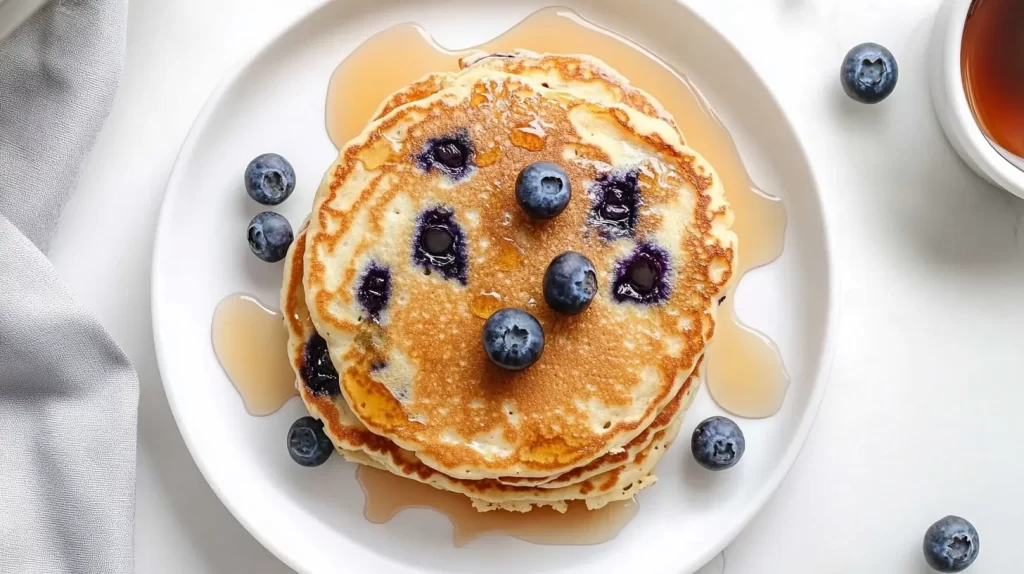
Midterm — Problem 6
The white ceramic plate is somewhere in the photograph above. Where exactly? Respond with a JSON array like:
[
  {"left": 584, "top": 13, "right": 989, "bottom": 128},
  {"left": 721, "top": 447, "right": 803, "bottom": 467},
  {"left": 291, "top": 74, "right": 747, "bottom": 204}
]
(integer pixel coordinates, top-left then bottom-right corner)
[{"left": 152, "top": 1, "right": 836, "bottom": 572}]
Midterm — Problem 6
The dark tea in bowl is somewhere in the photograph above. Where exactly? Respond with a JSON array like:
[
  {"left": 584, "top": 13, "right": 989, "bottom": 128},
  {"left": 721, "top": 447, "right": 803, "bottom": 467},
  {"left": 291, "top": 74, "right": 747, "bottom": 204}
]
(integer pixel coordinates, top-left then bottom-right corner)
[
  {"left": 961, "top": 0, "right": 1024, "bottom": 161},
  {"left": 931, "top": 0, "right": 1024, "bottom": 198}
]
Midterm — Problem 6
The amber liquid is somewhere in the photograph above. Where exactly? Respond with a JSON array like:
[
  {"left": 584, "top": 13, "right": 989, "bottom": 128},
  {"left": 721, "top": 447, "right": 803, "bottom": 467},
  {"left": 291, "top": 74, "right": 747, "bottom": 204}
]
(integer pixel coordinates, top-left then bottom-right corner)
[
  {"left": 211, "top": 294, "right": 298, "bottom": 415},
  {"left": 323, "top": 6, "right": 789, "bottom": 544},
  {"left": 962, "top": 0, "right": 1024, "bottom": 159},
  {"left": 357, "top": 466, "right": 637, "bottom": 546}
]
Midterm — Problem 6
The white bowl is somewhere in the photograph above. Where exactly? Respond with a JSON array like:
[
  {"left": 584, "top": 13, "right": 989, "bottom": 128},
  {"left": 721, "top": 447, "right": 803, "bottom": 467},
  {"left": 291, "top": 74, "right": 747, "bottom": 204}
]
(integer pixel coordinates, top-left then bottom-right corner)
[{"left": 930, "top": 0, "right": 1024, "bottom": 199}]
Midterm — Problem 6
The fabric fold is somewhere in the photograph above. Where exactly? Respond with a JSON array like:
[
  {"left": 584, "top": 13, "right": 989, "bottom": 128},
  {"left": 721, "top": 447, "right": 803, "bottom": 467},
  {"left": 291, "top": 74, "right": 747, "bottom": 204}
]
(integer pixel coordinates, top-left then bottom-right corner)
[{"left": 0, "top": 1, "right": 137, "bottom": 572}]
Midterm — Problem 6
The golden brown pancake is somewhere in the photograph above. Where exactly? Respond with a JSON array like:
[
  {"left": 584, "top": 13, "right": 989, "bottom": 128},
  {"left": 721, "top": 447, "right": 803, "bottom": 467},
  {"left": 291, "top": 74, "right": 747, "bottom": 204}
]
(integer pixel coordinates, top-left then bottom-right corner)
[{"left": 300, "top": 52, "right": 735, "bottom": 480}]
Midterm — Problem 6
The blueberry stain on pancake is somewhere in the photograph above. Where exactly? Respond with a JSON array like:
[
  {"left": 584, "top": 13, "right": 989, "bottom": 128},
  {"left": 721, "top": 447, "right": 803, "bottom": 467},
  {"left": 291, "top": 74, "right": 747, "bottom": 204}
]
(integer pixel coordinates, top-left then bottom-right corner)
[
  {"left": 300, "top": 333, "right": 340, "bottom": 397},
  {"left": 416, "top": 129, "right": 476, "bottom": 181},
  {"left": 356, "top": 263, "right": 391, "bottom": 323},
  {"left": 589, "top": 169, "right": 642, "bottom": 239},
  {"left": 413, "top": 206, "right": 468, "bottom": 284},
  {"left": 612, "top": 242, "right": 672, "bottom": 305}
]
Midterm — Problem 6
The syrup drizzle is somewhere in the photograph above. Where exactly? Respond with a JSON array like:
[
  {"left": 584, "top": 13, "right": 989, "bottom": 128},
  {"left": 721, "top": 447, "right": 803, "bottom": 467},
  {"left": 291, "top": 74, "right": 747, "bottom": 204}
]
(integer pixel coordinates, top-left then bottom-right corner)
[
  {"left": 325, "top": 6, "right": 789, "bottom": 419},
  {"left": 357, "top": 466, "right": 637, "bottom": 546},
  {"left": 322, "top": 7, "right": 790, "bottom": 544},
  {"left": 211, "top": 294, "right": 297, "bottom": 415}
]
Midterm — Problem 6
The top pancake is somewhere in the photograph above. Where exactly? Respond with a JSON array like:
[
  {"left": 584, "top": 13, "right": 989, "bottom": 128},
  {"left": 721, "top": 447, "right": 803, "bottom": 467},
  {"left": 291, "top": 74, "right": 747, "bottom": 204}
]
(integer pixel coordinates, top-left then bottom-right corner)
[{"left": 303, "top": 51, "right": 736, "bottom": 479}]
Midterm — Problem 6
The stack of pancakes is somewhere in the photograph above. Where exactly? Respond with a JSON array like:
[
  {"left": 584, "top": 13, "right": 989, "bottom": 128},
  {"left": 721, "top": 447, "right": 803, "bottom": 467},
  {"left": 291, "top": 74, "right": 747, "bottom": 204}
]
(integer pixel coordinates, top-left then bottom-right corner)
[{"left": 281, "top": 51, "right": 736, "bottom": 512}]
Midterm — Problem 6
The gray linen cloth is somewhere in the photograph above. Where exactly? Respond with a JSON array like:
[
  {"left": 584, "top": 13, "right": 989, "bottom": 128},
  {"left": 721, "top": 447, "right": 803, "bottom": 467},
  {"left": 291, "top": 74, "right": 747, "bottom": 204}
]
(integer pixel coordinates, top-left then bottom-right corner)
[{"left": 0, "top": 1, "right": 138, "bottom": 573}]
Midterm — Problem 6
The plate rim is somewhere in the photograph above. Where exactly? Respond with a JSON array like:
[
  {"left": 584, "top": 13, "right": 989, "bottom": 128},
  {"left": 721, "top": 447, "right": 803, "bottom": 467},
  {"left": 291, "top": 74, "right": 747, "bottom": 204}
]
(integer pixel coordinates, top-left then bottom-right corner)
[{"left": 150, "top": 1, "right": 840, "bottom": 572}]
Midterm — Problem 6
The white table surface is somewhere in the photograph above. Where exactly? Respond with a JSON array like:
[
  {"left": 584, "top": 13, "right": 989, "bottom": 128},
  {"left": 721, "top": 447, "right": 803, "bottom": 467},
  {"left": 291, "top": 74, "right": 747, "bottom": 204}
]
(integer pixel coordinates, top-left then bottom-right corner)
[{"left": 48, "top": 0, "right": 1024, "bottom": 571}]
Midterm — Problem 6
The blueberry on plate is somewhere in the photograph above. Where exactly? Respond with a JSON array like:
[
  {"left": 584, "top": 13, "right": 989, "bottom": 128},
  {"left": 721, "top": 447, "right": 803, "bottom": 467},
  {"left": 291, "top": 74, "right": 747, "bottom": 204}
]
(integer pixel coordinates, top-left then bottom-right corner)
[
  {"left": 287, "top": 416, "right": 333, "bottom": 467},
  {"left": 245, "top": 153, "right": 296, "bottom": 205},
  {"left": 923, "top": 515, "right": 980, "bottom": 572},
  {"left": 516, "top": 161, "right": 571, "bottom": 219},
  {"left": 544, "top": 252, "right": 598, "bottom": 315},
  {"left": 691, "top": 416, "right": 745, "bottom": 470},
  {"left": 841, "top": 43, "right": 898, "bottom": 104},
  {"left": 247, "top": 211, "right": 293, "bottom": 263},
  {"left": 482, "top": 308, "right": 545, "bottom": 371}
]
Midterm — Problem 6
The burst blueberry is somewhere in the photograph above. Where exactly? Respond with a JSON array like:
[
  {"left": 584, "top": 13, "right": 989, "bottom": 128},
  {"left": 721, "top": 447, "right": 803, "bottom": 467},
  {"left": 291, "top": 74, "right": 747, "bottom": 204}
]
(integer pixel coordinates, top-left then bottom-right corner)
[
  {"left": 516, "top": 162, "right": 572, "bottom": 219},
  {"left": 543, "top": 252, "right": 597, "bottom": 315},
  {"left": 246, "top": 211, "right": 293, "bottom": 263},
  {"left": 244, "top": 153, "right": 296, "bottom": 205},
  {"left": 691, "top": 416, "right": 745, "bottom": 470},
  {"left": 300, "top": 333, "right": 339, "bottom": 397},
  {"left": 841, "top": 43, "right": 898, "bottom": 104},
  {"left": 589, "top": 170, "right": 641, "bottom": 238},
  {"left": 287, "top": 416, "right": 333, "bottom": 467},
  {"left": 412, "top": 206, "right": 468, "bottom": 284},
  {"left": 482, "top": 308, "right": 544, "bottom": 371},
  {"left": 356, "top": 263, "right": 391, "bottom": 323},
  {"left": 923, "top": 516, "right": 980, "bottom": 572},
  {"left": 611, "top": 243, "right": 671, "bottom": 305},
  {"left": 416, "top": 130, "right": 475, "bottom": 181}
]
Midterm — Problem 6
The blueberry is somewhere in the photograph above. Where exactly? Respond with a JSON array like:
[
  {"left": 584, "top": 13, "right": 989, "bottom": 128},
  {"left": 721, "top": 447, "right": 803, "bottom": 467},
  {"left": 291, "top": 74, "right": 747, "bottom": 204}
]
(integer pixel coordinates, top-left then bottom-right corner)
[
  {"left": 300, "top": 333, "right": 339, "bottom": 397},
  {"left": 482, "top": 308, "right": 544, "bottom": 371},
  {"left": 516, "top": 162, "right": 572, "bottom": 219},
  {"left": 691, "top": 416, "right": 745, "bottom": 470},
  {"left": 244, "top": 153, "right": 296, "bottom": 205},
  {"left": 589, "top": 170, "right": 641, "bottom": 239},
  {"left": 416, "top": 130, "right": 475, "bottom": 181},
  {"left": 435, "top": 142, "right": 467, "bottom": 169},
  {"left": 543, "top": 252, "right": 598, "bottom": 315},
  {"left": 611, "top": 242, "right": 671, "bottom": 305},
  {"left": 422, "top": 227, "right": 454, "bottom": 254},
  {"left": 412, "top": 206, "right": 468, "bottom": 285},
  {"left": 356, "top": 263, "right": 391, "bottom": 323},
  {"left": 923, "top": 516, "right": 980, "bottom": 572},
  {"left": 841, "top": 43, "right": 898, "bottom": 104},
  {"left": 287, "top": 416, "right": 333, "bottom": 467},
  {"left": 247, "top": 211, "right": 293, "bottom": 263}
]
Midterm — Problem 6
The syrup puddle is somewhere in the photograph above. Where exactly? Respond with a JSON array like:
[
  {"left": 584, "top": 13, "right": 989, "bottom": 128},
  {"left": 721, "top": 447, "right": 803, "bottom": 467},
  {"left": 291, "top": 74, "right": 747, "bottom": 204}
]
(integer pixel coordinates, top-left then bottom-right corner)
[
  {"left": 357, "top": 466, "right": 637, "bottom": 546},
  {"left": 211, "top": 294, "right": 297, "bottom": 415},
  {"left": 706, "top": 185, "right": 790, "bottom": 418}
]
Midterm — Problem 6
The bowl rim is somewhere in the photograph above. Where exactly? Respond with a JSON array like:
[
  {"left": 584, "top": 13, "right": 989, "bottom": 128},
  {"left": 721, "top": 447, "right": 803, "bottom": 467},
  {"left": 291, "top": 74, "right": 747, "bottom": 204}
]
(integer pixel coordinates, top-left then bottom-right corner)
[{"left": 933, "top": 0, "right": 1024, "bottom": 198}]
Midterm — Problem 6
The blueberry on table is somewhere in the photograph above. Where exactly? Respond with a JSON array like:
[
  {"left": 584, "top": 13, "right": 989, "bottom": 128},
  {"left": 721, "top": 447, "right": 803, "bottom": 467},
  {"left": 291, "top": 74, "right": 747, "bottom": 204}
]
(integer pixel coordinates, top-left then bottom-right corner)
[
  {"left": 691, "top": 416, "right": 745, "bottom": 470},
  {"left": 482, "top": 308, "right": 545, "bottom": 371},
  {"left": 247, "top": 211, "right": 293, "bottom": 263},
  {"left": 923, "top": 515, "right": 979, "bottom": 572},
  {"left": 516, "top": 161, "right": 571, "bottom": 219},
  {"left": 543, "top": 252, "right": 598, "bottom": 315},
  {"left": 287, "top": 416, "right": 333, "bottom": 467},
  {"left": 245, "top": 153, "right": 296, "bottom": 205},
  {"left": 841, "top": 43, "right": 898, "bottom": 104}
]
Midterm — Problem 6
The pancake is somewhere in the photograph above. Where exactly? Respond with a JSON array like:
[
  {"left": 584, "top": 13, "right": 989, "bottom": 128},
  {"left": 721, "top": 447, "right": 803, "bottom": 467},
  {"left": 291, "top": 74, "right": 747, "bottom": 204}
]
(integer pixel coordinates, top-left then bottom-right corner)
[
  {"left": 302, "top": 52, "right": 736, "bottom": 480},
  {"left": 369, "top": 50, "right": 681, "bottom": 135},
  {"left": 282, "top": 226, "right": 695, "bottom": 511}
]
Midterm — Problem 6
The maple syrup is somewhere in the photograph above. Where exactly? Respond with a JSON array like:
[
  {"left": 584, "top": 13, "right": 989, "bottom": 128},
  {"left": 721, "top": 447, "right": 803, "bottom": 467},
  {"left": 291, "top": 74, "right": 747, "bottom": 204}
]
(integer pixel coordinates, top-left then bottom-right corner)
[
  {"left": 321, "top": 6, "right": 790, "bottom": 543},
  {"left": 470, "top": 291, "right": 503, "bottom": 319},
  {"left": 356, "top": 466, "right": 637, "bottom": 546},
  {"left": 962, "top": 0, "right": 1024, "bottom": 159},
  {"left": 211, "top": 294, "right": 297, "bottom": 415},
  {"left": 326, "top": 7, "right": 789, "bottom": 419}
]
